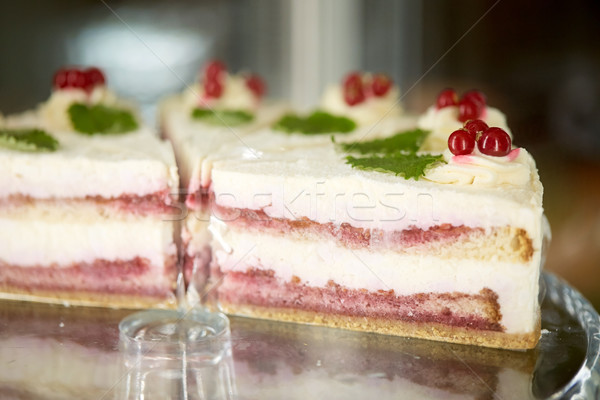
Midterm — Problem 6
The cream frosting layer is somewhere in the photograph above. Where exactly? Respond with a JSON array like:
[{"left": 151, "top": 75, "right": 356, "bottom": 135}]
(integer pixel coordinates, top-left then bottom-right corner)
[
  {"left": 423, "top": 148, "right": 534, "bottom": 187},
  {"left": 418, "top": 105, "right": 511, "bottom": 152},
  {"left": 0, "top": 117, "right": 178, "bottom": 200},
  {"left": 208, "top": 136, "right": 544, "bottom": 248},
  {"left": 212, "top": 223, "right": 541, "bottom": 334},
  {"left": 0, "top": 206, "right": 175, "bottom": 268}
]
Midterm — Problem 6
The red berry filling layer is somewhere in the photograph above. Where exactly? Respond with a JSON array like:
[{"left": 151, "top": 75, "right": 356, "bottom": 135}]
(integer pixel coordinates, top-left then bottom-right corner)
[
  {"left": 0, "top": 256, "right": 176, "bottom": 298},
  {"left": 213, "top": 202, "right": 484, "bottom": 251},
  {"left": 218, "top": 268, "right": 503, "bottom": 332},
  {"left": 1, "top": 189, "right": 179, "bottom": 216}
]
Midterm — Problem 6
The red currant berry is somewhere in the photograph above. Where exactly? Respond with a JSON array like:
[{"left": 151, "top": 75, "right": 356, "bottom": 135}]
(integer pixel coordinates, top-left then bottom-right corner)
[
  {"left": 462, "top": 90, "right": 486, "bottom": 107},
  {"left": 85, "top": 67, "right": 106, "bottom": 88},
  {"left": 463, "top": 119, "right": 488, "bottom": 139},
  {"left": 477, "top": 127, "right": 512, "bottom": 157},
  {"left": 204, "top": 78, "right": 223, "bottom": 98},
  {"left": 343, "top": 72, "right": 365, "bottom": 106},
  {"left": 448, "top": 129, "right": 476, "bottom": 156},
  {"left": 53, "top": 68, "right": 71, "bottom": 89},
  {"left": 246, "top": 74, "right": 266, "bottom": 98},
  {"left": 66, "top": 69, "right": 87, "bottom": 89},
  {"left": 204, "top": 60, "right": 226, "bottom": 83},
  {"left": 371, "top": 73, "right": 392, "bottom": 97},
  {"left": 436, "top": 88, "right": 458, "bottom": 109},
  {"left": 458, "top": 98, "right": 482, "bottom": 122}
]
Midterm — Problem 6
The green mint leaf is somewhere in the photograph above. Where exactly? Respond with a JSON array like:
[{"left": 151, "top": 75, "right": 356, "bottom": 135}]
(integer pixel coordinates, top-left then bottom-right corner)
[
  {"left": 191, "top": 108, "right": 254, "bottom": 126},
  {"left": 340, "top": 128, "right": 430, "bottom": 154},
  {"left": 0, "top": 128, "right": 59, "bottom": 152},
  {"left": 68, "top": 103, "right": 138, "bottom": 135},
  {"left": 273, "top": 111, "right": 356, "bottom": 135},
  {"left": 346, "top": 153, "right": 445, "bottom": 180}
]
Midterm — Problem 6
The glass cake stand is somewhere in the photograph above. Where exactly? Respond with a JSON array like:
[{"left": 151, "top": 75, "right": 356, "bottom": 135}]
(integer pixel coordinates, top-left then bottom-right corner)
[{"left": 0, "top": 272, "right": 598, "bottom": 399}]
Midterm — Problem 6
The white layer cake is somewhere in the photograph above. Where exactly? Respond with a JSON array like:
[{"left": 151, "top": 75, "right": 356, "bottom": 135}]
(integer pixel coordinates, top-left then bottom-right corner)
[
  {"left": 0, "top": 73, "right": 180, "bottom": 308},
  {"left": 205, "top": 88, "right": 546, "bottom": 349}
]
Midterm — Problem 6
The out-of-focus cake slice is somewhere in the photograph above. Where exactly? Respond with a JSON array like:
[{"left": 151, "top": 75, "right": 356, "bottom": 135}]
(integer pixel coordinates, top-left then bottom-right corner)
[
  {"left": 0, "top": 67, "right": 179, "bottom": 308},
  {"left": 159, "top": 60, "right": 287, "bottom": 290}
]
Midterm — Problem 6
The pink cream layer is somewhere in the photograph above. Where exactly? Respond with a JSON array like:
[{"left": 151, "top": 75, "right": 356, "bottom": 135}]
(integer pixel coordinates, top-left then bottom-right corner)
[{"left": 219, "top": 269, "right": 503, "bottom": 332}]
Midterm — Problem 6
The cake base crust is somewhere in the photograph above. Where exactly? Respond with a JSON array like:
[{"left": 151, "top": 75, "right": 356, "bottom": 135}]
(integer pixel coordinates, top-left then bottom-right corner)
[
  {"left": 0, "top": 288, "right": 177, "bottom": 309},
  {"left": 219, "top": 303, "right": 541, "bottom": 350}
]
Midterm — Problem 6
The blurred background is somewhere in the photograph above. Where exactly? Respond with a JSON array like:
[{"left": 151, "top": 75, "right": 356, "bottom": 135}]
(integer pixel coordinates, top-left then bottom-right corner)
[{"left": 1, "top": 0, "right": 599, "bottom": 308}]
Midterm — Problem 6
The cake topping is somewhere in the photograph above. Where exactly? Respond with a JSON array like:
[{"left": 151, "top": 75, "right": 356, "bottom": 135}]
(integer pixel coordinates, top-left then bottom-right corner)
[
  {"left": 370, "top": 73, "right": 393, "bottom": 97},
  {"left": 202, "top": 60, "right": 226, "bottom": 98},
  {"left": 418, "top": 90, "right": 510, "bottom": 152},
  {"left": 426, "top": 118, "right": 530, "bottom": 186},
  {"left": 0, "top": 128, "right": 59, "bottom": 152},
  {"left": 340, "top": 129, "right": 445, "bottom": 180},
  {"left": 338, "top": 128, "right": 428, "bottom": 154},
  {"left": 458, "top": 97, "right": 481, "bottom": 122},
  {"left": 448, "top": 120, "right": 512, "bottom": 157},
  {"left": 345, "top": 152, "right": 445, "bottom": 180},
  {"left": 191, "top": 108, "right": 254, "bottom": 127},
  {"left": 53, "top": 67, "right": 106, "bottom": 93},
  {"left": 320, "top": 71, "right": 402, "bottom": 126},
  {"left": 204, "top": 60, "right": 226, "bottom": 84},
  {"left": 424, "top": 147, "right": 533, "bottom": 187},
  {"left": 187, "top": 60, "right": 266, "bottom": 124},
  {"left": 462, "top": 90, "right": 486, "bottom": 108},
  {"left": 477, "top": 127, "right": 512, "bottom": 157},
  {"left": 463, "top": 119, "right": 488, "bottom": 138},
  {"left": 343, "top": 72, "right": 366, "bottom": 106},
  {"left": 273, "top": 111, "right": 356, "bottom": 135},
  {"left": 435, "top": 88, "right": 487, "bottom": 122},
  {"left": 245, "top": 74, "right": 266, "bottom": 98},
  {"left": 435, "top": 88, "right": 459, "bottom": 109},
  {"left": 448, "top": 129, "right": 475, "bottom": 156},
  {"left": 41, "top": 66, "right": 138, "bottom": 134},
  {"left": 68, "top": 103, "right": 138, "bottom": 135},
  {"left": 341, "top": 72, "right": 394, "bottom": 106}
]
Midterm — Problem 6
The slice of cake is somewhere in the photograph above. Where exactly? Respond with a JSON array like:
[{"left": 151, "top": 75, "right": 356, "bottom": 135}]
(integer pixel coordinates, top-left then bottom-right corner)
[
  {"left": 206, "top": 87, "right": 547, "bottom": 350},
  {"left": 0, "top": 67, "right": 179, "bottom": 308},
  {"left": 160, "top": 60, "right": 287, "bottom": 290}
]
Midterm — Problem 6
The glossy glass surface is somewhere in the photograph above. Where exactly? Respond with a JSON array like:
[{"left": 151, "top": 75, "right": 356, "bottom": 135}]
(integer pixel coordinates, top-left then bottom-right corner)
[{"left": 0, "top": 272, "right": 598, "bottom": 399}]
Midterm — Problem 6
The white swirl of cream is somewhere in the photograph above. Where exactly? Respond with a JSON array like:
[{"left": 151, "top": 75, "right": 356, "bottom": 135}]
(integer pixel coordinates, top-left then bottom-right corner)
[
  {"left": 424, "top": 147, "right": 534, "bottom": 187},
  {"left": 319, "top": 84, "right": 402, "bottom": 126},
  {"left": 182, "top": 74, "right": 259, "bottom": 113},
  {"left": 38, "top": 86, "right": 122, "bottom": 132},
  {"left": 417, "top": 105, "right": 511, "bottom": 152}
]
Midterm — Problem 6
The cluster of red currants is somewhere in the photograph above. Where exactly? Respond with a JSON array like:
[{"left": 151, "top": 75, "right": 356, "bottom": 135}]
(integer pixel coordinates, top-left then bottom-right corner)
[
  {"left": 53, "top": 67, "right": 106, "bottom": 93},
  {"left": 436, "top": 88, "right": 487, "bottom": 123},
  {"left": 448, "top": 119, "right": 512, "bottom": 157},
  {"left": 202, "top": 60, "right": 266, "bottom": 99},
  {"left": 342, "top": 72, "right": 393, "bottom": 106}
]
